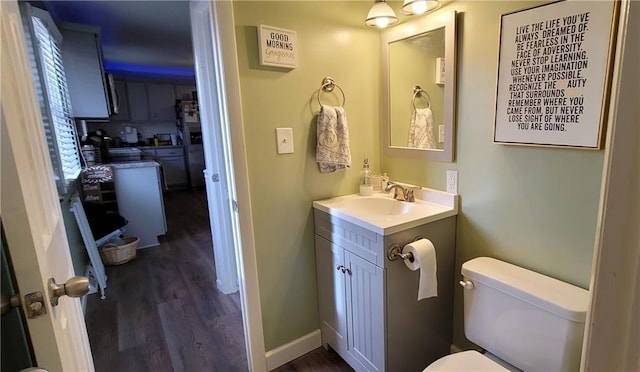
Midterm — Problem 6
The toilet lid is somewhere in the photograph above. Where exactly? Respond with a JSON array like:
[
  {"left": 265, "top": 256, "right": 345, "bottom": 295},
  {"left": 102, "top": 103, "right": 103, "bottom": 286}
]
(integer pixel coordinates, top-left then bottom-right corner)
[{"left": 424, "top": 351, "right": 510, "bottom": 371}]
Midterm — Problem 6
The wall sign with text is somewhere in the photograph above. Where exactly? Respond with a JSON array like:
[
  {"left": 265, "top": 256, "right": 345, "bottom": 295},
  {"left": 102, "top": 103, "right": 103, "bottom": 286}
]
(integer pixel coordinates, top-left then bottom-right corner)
[
  {"left": 494, "top": 1, "right": 618, "bottom": 149},
  {"left": 258, "top": 24, "right": 298, "bottom": 68}
]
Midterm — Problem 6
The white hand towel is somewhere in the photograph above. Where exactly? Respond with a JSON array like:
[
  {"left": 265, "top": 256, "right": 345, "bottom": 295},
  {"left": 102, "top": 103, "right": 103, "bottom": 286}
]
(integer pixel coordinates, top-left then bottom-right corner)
[
  {"left": 316, "top": 105, "right": 351, "bottom": 174},
  {"left": 403, "top": 238, "right": 438, "bottom": 300},
  {"left": 407, "top": 107, "right": 436, "bottom": 149}
]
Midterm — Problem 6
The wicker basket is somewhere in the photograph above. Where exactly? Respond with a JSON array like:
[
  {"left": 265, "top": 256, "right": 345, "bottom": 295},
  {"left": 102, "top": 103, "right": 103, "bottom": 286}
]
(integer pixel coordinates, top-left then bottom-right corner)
[{"left": 99, "top": 237, "right": 138, "bottom": 265}]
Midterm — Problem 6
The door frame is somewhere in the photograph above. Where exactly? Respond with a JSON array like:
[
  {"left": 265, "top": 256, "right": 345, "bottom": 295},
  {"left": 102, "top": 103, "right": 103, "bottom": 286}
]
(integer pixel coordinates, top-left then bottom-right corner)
[
  {"left": 581, "top": 0, "right": 640, "bottom": 369},
  {"left": 189, "top": 1, "right": 266, "bottom": 371}
]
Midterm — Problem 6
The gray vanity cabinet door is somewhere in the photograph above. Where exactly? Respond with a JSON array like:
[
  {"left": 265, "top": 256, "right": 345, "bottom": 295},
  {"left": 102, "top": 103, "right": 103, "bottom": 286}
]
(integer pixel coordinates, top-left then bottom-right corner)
[
  {"left": 346, "top": 251, "right": 385, "bottom": 372},
  {"left": 315, "top": 235, "right": 348, "bottom": 356}
]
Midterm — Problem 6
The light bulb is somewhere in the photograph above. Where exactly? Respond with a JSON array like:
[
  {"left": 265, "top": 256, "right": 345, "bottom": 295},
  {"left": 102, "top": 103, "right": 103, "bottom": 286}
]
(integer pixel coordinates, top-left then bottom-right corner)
[
  {"left": 401, "top": 0, "right": 440, "bottom": 15},
  {"left": 411, "top": 1, "right": 428, "bottom": 14},
  {"left": 365, "top": 1, "right": 398, "bottom": 28},
  {"left": 376, "top": 17, "right": 391, "bottom": 28}
]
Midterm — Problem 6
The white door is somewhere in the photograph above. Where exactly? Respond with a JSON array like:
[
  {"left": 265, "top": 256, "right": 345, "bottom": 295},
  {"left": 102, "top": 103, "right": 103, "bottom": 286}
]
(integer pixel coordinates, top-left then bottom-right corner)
[
  {"left": 1, "top": 1, "right": 94, "bottom": 371},
  {"left": 190, "top": 0, "right": 238, "bottom": 295}
]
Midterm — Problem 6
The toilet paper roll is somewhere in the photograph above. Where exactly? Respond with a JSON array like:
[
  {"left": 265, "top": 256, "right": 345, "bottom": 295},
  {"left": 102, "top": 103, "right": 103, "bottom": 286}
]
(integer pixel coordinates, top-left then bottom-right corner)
[{"left": 403, "top": 238, "right": 438, "bottom": 300}]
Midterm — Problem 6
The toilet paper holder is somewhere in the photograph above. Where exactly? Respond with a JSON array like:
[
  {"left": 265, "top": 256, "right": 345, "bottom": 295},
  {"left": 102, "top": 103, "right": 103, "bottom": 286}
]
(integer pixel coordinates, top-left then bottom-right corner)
[{"left": 387, "top": 236, "right": 425, "bottom": 262}]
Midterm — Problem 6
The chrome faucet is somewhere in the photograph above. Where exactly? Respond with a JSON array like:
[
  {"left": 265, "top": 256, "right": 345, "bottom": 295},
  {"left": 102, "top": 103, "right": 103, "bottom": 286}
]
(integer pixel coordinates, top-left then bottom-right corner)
[{"left": 384, "top": 182, "right": 420, "bottom": 202}]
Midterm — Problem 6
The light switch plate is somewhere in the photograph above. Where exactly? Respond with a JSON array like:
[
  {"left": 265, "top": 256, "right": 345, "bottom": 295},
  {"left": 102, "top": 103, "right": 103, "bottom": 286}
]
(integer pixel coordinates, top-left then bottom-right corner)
[
  {"left": 438, "top": 125, "right": 445, "bottom": 143},
  {"left": 276, "top": 128, "right": 294, "bottom": 154}
]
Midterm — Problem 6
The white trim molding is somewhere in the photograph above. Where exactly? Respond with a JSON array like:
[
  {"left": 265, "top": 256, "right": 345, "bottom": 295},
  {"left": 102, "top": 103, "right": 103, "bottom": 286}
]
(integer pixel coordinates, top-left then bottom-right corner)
[{"left": 265, "top": 330, "right": 322, "bottom": 371}]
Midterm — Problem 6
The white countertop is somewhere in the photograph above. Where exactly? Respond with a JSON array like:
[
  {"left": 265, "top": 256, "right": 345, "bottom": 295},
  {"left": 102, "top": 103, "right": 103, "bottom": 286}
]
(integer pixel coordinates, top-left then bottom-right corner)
[
  {"left": 313, "top": 188, "right": 459, "bottom": 235},
  {"left": 108, "top": 160, "right": 160, "bottom": 169}
]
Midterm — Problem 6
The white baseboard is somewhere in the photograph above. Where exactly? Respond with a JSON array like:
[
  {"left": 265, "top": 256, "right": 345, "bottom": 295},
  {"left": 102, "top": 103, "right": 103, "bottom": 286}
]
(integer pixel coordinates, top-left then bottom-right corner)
[{"left": 265, "top": 329, "right": 322, "bottom": 371}]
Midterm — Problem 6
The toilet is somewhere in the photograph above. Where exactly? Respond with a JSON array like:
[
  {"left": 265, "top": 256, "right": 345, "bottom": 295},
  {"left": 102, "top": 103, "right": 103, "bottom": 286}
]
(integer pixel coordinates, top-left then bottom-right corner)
[{"left": 425, "top": 257, "right": 589, "bottom": 371}]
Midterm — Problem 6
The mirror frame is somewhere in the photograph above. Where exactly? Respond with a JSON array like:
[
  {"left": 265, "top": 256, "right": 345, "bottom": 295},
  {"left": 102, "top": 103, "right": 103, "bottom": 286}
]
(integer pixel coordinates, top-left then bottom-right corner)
[{"left": 382, "top": 11, "right": 457, "bottom": 162}]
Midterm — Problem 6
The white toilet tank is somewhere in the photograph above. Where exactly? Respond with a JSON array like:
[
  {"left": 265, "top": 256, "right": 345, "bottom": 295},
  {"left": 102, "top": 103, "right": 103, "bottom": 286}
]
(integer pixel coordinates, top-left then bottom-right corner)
[{"left": 461, "top": 257, "right": 589, "bottom": 371}]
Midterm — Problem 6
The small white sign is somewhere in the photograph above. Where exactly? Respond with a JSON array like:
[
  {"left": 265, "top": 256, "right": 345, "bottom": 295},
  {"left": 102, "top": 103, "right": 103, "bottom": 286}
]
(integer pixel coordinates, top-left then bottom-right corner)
[{"left": 258, "top": 24, "right": 298, "bottom": 68}]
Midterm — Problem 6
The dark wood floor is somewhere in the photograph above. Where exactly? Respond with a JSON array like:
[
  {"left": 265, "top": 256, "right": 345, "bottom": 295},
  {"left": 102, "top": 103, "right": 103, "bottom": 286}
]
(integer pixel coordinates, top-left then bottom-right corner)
[{"left": 85, "top": 188, "right": 352, "bottom": 371}]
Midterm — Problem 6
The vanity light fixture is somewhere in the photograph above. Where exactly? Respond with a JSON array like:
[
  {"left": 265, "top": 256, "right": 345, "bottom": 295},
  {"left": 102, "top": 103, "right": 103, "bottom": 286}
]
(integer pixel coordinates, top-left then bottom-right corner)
[
  {"left": 401, "top": 0, "right": 440, "bottom": 15},
  {"left": 365, "top": 0, "right": 399, "bottom": 28}
]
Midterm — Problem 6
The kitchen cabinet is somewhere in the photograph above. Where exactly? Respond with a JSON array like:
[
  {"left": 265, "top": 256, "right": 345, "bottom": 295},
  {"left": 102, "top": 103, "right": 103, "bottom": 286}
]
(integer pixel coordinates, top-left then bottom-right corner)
[
  {"left": 127, "top": 82, "right": 148, "bottom": 121},
  {"left": 112, "top": 162, "right": 166, "bottom": 248},
  {"left": 156, "top": 147, "right": 187, "bottom": 189},
  {"left": 110, "top": 79, "right": 130, "bottom": 121},
  {"left": 314, "top": 209, "right": 456, "bottom": 371},
  {"left": 147, "top": 83, "right": 176, "bottom": 121},
  {"left": 59, "top": 23, "right": 110, "bottom": 118},
  {"left": 120, "top": 81, "right": 176, "bottom": 122},
  {"left": 139, "top": 147, "right": 188, "bottom": 189},
  {"left": 110, "top": 80, "right": 194, "bottom": 123},
  {"left": 175, "top": 84, "right": 196, "bottom": 100}
]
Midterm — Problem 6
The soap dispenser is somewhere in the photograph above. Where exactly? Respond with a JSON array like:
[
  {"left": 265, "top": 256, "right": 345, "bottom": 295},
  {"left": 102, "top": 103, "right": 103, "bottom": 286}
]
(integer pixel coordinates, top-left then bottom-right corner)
[{"left": 359, "top": 158, "right": 374, "bottom": 196}]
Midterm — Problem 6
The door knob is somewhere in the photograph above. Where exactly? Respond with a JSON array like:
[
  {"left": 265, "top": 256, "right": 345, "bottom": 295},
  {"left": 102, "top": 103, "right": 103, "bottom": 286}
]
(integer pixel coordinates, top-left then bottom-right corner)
[{"left": 48, "top": 276, "right": 90, "bottom": 306}]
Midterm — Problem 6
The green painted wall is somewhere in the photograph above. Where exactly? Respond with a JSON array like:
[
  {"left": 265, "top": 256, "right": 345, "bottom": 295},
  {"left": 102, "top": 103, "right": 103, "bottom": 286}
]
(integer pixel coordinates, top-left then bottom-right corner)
[
  {"left": 381, "top": 1, "right": 604, "bottom": 349},
  {"left": 232, "top": 1, "right": 381, "bottom": 350},
  {"left": 233, "top": 0, "right": 604, "bottom": 353}
]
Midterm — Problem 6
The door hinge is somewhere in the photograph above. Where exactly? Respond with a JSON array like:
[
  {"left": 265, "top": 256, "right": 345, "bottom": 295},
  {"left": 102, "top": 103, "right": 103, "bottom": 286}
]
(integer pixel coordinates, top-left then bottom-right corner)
[
  {"left": 212, "top": 173, "right": 220, "bottom": 182},
  {"left": 232, "top": 200, "right": 239, "bottom": 212}
]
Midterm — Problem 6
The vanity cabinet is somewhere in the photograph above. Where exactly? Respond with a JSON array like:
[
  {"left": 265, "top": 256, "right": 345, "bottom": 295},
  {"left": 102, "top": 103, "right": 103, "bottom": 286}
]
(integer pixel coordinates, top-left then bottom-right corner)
[
  {"left": 315, "top": 234, "right": 384, "bottom": 372},
  {"left": 314, "top": 208, "right": 456, "bottom": 372}
]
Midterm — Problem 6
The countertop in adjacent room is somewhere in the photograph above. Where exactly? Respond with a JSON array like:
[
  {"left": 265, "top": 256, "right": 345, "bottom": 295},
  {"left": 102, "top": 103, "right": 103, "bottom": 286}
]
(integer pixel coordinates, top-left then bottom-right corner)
[{"left": 107, "top": 160, "right": 160, "bottom": 169}]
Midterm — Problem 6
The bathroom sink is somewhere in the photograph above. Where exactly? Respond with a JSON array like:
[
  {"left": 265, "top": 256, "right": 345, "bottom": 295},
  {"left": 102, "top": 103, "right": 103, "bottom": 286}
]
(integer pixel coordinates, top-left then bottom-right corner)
[
  {"left": 313, "top": 187, "right": 458, "bottom": 235},
  {"left": 340, "top": 197, "right": 412, "bottom": 216}
]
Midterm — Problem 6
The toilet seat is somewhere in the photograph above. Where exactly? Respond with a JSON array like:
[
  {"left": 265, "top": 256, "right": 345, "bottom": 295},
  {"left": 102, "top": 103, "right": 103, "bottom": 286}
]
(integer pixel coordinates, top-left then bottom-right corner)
[{"left": 424, "top": 350, "right": 510, "bottom": 371}]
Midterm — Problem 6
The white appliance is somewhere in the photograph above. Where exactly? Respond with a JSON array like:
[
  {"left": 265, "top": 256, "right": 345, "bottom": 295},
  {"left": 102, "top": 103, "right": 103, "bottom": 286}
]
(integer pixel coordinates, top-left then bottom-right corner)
[
  {"left": 177, "top": 100, "right": 204, "bottom": 187},
  {"left": 425, "top": 257, "right": 589, "bottom": 371},
  {"left": 121, "top": 125, "right": 138, "bottom": 144}
]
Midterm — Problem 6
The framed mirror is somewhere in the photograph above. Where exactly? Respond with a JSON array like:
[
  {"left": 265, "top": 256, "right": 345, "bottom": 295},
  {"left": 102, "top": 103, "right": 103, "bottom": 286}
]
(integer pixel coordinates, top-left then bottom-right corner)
[{"left": 382, "top": 11, "right": 457, "bottom": 162}]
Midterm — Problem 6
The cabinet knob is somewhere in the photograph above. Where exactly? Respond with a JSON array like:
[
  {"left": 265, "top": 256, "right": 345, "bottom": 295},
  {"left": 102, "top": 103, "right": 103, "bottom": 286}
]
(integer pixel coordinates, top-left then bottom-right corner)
[{"left": 336, "top": 265, "right": 348, "bottom": 274}]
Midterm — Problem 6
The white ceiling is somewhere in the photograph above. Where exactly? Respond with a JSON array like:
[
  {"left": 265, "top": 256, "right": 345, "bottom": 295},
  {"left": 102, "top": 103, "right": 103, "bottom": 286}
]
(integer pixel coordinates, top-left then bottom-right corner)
[{"left": 43, "top": 1, "right": 194, "bottom": 72}]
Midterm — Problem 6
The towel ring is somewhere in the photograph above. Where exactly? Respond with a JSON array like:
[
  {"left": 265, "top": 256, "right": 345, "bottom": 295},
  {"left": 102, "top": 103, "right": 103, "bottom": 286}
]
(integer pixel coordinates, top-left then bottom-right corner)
[
  {"left": 317, "top": 77, "right": 346, "bottom": 107},
  {"left": 412, "top": 85, "right": 431, "bottom": 110}
]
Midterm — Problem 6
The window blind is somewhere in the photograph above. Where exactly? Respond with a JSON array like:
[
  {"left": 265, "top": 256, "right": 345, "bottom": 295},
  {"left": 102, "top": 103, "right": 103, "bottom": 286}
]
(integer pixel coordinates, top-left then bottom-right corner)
[{"left": 22, "top": 6, "right": 82, "bottom": 196}]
